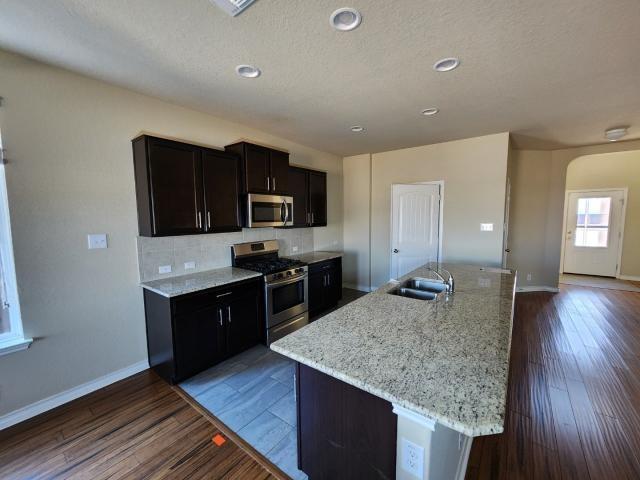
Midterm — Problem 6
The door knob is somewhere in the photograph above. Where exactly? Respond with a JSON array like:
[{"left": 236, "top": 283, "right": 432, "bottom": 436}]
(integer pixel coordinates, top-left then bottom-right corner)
[{"left": 393, "top": 249, "right": 399, "bottom": 253}]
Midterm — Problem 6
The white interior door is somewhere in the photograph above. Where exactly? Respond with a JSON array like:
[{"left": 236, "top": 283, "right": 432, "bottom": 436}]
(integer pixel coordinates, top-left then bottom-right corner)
[
  {"left": 391, "top": 184, "right": 440, "bottom": 279},
  {"left": 563, "top": 190, "right": 624, "bottom": 277}
]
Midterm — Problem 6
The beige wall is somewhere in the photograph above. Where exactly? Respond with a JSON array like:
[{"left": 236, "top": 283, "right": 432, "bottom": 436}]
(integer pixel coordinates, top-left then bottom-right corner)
[
  {"left": 342, "top": 154, "right": 371, "bottom": 290},
  {"left": 343, "top": 133, "right": 510, "bottom": 289},
  {"left": 508, "top": 139, "right": 640, "bottom": 288},
  {"left": 566, "top": 151, "right": 640, "bottom": 277},
  {"left": 506, "top": 150, "right": 555, "bottom": 286},
  {"left": 0, "top": 49, "right": 342, "bottom": 417}
]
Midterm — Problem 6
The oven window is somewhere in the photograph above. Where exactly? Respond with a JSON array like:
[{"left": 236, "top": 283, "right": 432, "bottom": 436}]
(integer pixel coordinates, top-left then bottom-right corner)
[
  {"left": 252, "top": 202, "right": 282, "bottom": 223},
  {"left": 272, "top": 280, "right": 305, "bottom": 315}
]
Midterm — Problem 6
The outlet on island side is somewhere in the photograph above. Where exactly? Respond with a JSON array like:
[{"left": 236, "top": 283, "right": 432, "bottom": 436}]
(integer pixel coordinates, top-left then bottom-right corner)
[
  {"left": 527, "top": 273, "right": 532, "bottom": 281},
  {"left": 401, "top": 437, "right": 424, "bottom": 478}
]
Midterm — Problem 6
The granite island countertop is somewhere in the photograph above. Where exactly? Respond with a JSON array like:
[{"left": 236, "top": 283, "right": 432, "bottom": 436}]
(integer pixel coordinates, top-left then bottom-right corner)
[
  {"left": 270, "top": 263, "right": 516, "bottom": 437},
  {"left": 285, "top": 251, "right": 342, "bottom": 265},
  {"left": 140, "top": 267, "right": 262, "bottom": 298}
]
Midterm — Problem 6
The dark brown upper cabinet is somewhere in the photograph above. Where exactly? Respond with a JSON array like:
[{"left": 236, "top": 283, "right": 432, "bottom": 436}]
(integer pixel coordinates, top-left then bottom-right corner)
[
  {"left": 132, "top": 135, "right": 241, "bottom": 237},
  {"left": 287, "top": 166, "right": 327, "bottom": 227},
  {"left": 225, "top": 141, "right": 289, "bottom": 195},
  {"left": 288, "top": 167, "right": 309, "bottom": 227},
  {"left": 308, "top": 170, "right": 327, "bottom": 226},
  {"left": 201, "top": 148, "right": 241, "bottom": 233}
]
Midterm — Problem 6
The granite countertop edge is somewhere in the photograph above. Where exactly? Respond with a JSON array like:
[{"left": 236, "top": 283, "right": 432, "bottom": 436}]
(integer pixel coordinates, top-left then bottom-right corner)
[
  {"left": 270, "top": 343, "right": 504, "bottom": 437},
  {"left": 139, "top": 267, "right": 263, "bottom": 298},
  {"left": 285, "top": 251, "right": 343, "bottom": 264}
]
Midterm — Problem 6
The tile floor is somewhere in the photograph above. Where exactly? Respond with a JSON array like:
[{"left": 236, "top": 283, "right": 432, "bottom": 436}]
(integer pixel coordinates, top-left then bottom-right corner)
[{"left": 180, "top": 287, "right": 367, "bottom": 480}]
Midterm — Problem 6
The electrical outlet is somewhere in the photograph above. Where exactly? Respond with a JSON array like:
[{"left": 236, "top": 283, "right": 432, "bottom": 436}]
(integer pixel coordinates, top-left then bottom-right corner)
[
  {"left": 292, "top": 246, "right": 299, "bottom": 252},
  {"left": 527, "top": 273, "right": 532, "bottom": 281},
  {"left": 159, "top": 265, "right": 172, "bottom": 274},
  {"left": 184, "top": 261, "right": 196, "bottom": 270},
  {"left": 87, "top": 233, "right": 108, "bottom": 249},
  {"left": 401, "top": 438, "right": 424, "bottom": 478},
  {"left": 480, "top": 223, "right": 494, "bottom": 232},
  {"left": 478, "top": 277, "right": 491, "bottom": 288}
]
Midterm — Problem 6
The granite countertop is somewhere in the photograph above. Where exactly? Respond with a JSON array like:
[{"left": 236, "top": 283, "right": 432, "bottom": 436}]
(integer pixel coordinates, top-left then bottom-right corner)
[
  {"left": 285, "top": 251, "right": 343, "bottom": 264},
  {"left": 271, "top": 263, "right": 516, "bottom": 437},
  {"left": 140, "top": 267, "right": 262, "bottom": 298}
]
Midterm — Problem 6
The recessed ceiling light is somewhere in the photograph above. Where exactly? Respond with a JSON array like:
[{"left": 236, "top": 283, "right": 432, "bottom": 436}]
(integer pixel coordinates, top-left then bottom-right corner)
[
  {"left": 605, "top": 127, "right": 628, "bottom": 141},
  {"left": 330, "top": 8, "right": 362, "bottom": 31},
  {"left": 433, "top": 57, "right": 460, "bottom": 72},
  {"left": 421, "top": 108, "right": 439, "bottom": 116},
  {"left": 350, "top": 125, "right": 365, "bottom": 132},
  {"left": 235, "top": 64, "right": 261, "bottom": 78}
]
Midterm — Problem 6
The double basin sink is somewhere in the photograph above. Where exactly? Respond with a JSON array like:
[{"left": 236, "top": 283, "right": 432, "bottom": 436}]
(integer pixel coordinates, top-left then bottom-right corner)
[{"left": 389, "top": 277, "right": 447, "bottom": 301}]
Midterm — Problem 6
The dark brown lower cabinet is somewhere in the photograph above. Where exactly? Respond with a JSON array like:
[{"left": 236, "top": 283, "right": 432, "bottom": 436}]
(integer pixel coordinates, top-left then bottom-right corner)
[
  {"left": 143, "top": 278, "right": 262, "bottom": 384},
  {"left": 308, "top": 258, "right": 342, "bottom": 318},
  {"left": 296, "top": 362, "right": 397, "bottom": 480}
]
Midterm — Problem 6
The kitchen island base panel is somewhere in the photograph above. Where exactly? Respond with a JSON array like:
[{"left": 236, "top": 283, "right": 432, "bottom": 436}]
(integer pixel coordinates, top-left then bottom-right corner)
[
  {"left": 296, "top": 362, "right": 397, "bottom": 480},
  {"left": 296, "top": 362, "right": 473, "bottom": 480},
  {"left": 394, "top": 404, "right": 473, "bottom": 480}
]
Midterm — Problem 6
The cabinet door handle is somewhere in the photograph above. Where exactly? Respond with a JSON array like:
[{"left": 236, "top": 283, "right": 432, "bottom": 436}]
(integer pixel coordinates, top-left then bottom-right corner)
[
  {"left": 323, "top": 274, "right": 326, "bottom": 287},
  {"left": 327, "top": 274, "right": 330, "bottom": 286},
  {"left": 312, "top": 213, "right": 315, "bottom": 224},
  {"left": 267, "top": 176, "right": 270, "bottom": 190},
  {"left": 197, "top": 211, "right": 202, "bottom": 229},
  {"left": 218, "top": 308, "right": 223, "bottom": 326},
  {"left": 227, "top": 305, "right": 232, "bottom": 323},
  {"left": 216, "top": 291, "right": 233, "bottom": 298},
  {"left": 273, "top": 177, "right": 276, "bottom": 191},
  {"left": 207, "top": 211, "right": 212, "bottom": 230}
]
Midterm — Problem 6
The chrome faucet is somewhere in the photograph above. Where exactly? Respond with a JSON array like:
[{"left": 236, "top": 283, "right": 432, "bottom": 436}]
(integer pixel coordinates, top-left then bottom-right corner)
[{"left": 429, "top": 267, "right": 455, "bottom": 293}]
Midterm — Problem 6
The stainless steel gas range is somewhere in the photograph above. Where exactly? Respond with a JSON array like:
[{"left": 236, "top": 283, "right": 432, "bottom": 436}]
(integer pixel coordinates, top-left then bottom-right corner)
[{"left": 231, "top": 240, "right": 308, "bottom": 345}]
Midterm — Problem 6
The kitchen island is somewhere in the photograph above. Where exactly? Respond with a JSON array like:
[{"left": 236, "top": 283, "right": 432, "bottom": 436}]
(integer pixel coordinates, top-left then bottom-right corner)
[{"left": 270, "top": 263, "right": 516, "bottom": 480}]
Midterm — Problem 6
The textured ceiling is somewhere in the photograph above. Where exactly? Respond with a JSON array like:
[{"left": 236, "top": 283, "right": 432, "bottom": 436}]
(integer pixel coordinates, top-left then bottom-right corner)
[{"left": 0, "top": 0, "right": 639, "bottom": 155}]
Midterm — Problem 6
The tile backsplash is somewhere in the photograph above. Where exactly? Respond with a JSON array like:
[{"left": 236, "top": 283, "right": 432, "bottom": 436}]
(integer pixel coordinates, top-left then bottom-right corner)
[{"left": 137, "top": 228, "right": 314, "bottom": 282}]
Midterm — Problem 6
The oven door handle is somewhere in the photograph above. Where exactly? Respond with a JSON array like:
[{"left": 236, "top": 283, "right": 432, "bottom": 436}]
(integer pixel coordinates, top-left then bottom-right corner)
[{"left": 266, "top": 274, "right": 307, "bottom": 289}]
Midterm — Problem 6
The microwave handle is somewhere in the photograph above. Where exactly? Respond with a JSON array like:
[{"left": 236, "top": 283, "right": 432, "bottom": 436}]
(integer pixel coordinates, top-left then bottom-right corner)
[{"left": 281, "top": 198, "right": 289, "bottom": 226}]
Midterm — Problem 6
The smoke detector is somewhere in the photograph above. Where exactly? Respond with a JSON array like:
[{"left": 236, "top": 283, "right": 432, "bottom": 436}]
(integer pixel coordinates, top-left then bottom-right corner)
[
  {"left": 210, "top": 0, "right": 256, "bottom": 17},
  {"left": 605, "top": 127, "right": 628, "bottom": 141}
]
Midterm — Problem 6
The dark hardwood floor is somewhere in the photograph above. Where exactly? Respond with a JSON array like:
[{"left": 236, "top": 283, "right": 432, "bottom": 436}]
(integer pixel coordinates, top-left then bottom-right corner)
[
  {"left": 466, "top": 284, "right": 640, "bottom": 480},
  {"left": 0, "top": 370, "right": 278, "bottom": 480}
]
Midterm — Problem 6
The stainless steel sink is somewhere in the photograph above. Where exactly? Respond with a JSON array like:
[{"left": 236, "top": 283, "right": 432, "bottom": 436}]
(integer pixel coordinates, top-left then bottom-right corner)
[{"left": 388, "top": 277, "right": 447, "bottom": 301}]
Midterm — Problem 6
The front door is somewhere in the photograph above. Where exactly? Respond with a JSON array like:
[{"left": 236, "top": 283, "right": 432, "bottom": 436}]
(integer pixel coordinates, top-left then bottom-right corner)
[
  {"left": 563, "top": 190, "right": 625, "bottom": 277},
  {"left": 391, "top": 184, "right": 441, "bottom": 279}
]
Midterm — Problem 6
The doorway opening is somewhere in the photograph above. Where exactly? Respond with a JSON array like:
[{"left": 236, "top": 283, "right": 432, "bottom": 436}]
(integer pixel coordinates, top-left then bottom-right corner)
[
  {"left": 558, "top": 149, "right": 640, "bottom": 290},
  {"left": 390, "top": 182, "right": 443, "bottom": 280}
]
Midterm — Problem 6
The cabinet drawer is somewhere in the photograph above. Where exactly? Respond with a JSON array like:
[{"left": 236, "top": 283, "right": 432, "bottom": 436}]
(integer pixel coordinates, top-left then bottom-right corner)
[
  {"left": 172, "top": 279, "right": 260, "bottom": 316},
  {"left": 308, "top": 258, "right": 340, "bottom": 274}
]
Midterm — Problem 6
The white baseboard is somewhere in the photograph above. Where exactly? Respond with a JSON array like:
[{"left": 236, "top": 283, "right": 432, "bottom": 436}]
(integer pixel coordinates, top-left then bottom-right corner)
[
  {"left": 618, "top": 274, "right": 640, "bottom": 282},
  {"left": 0, "top": 359, "right": 149, "bottom": 431},
  {"left": 516, "top": 286, "right": 560, "bottom": 293},
  {"left": 343, "top": 282, "right": 372, "bottom": 292}
]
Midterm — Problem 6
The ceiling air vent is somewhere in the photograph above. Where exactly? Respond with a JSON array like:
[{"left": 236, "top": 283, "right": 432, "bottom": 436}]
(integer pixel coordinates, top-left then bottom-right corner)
[{"left": 210, "top": 0, "right": 256, "bottom": 17}]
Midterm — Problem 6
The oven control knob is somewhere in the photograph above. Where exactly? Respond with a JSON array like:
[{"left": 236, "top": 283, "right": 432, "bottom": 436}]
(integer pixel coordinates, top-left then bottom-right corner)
[
  {"left": 286, "top": 271, "right": 292, "bottom": 276},
  {"left": 275, "top": 273, "right": 283, "bottom": 279},
  {"left": 296, "top": 268, "right": 304, "bottom": 273}
]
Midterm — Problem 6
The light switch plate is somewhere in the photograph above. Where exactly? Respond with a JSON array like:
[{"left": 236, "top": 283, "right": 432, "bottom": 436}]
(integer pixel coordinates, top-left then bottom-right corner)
[
  {"left": 87, "top": 233, "right": 108, "bottom": 249},
  {"left": 184, "top": 261, "right": 196, "bottom": 270},
  {"left": 292, "top": 246, "right": 299, "bottom": 252},
  {"left": 159, "top": 265, "right": 172, "bottom": 274},
  {"left": 480, "top": 223, "right": 494, "bottom": 232}
]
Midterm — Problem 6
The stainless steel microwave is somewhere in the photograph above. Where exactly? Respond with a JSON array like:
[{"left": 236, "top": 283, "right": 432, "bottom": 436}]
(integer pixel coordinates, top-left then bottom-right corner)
[{"left": 246, "top": 193, "right": 293, "bottom": 228}]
